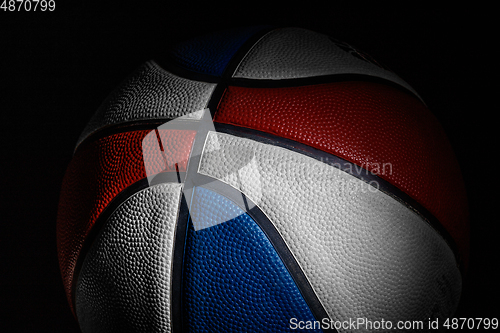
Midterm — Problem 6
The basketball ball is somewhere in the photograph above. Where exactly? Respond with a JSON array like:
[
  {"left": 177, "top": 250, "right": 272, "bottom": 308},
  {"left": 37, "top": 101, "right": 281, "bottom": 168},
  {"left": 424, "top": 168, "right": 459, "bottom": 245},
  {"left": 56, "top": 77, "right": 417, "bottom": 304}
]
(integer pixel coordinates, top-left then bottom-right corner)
[{"left": 57, "top": 26, "right": 469, "bottom": 332}]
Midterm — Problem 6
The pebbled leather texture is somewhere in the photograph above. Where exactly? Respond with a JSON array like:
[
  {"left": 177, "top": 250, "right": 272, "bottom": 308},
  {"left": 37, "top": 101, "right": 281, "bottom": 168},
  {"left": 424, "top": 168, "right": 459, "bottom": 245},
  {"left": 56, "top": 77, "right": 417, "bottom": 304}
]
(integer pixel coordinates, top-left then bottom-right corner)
[
  {"left": 57, "top": 129, "right": 195, "bottom": 313},
  {"left": 214, "top": 82, "right": 469, "bottom": 268},
  {"left": 182, "top": 186, "right": 319, "bottom": 332},
  {"left": 76, "top": 61, "right": 215, "bottom": 149},
  {"left": 232, "top": 27, "right": 418, "bottom": 97},
  {"left": 57, "top": 26, "right": 469, "bottom": 331},
  {"left": 199, "top": 131, "right": 462, "bottom": 324},
  {"left": 75, "top": 183, "right": 183, "bottom": 333}
]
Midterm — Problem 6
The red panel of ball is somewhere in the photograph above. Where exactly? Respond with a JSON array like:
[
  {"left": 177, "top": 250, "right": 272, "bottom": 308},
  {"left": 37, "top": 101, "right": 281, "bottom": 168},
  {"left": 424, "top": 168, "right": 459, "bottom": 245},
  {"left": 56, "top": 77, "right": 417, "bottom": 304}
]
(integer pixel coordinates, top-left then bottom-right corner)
[
  {"left": 56, "top": 129, "right": 196, "bottom": 313},
  {"left": 214, "top": 82, "right": 469, "bottom": 268}
]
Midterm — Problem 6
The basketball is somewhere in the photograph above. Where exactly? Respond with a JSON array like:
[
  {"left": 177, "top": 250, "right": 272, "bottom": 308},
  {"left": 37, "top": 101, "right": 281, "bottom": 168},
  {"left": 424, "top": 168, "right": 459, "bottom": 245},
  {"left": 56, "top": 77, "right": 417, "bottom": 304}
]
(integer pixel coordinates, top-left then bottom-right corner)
[{"left": 57, "top": 26, "right": 469, "bottom": 332}]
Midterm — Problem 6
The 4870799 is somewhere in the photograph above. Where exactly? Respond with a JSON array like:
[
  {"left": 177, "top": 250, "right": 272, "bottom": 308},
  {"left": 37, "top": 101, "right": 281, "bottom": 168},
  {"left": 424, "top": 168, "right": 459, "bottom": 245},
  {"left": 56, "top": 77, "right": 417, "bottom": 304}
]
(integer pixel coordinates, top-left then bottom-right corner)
[{"left": 1, "top": 0, "right": 55, "bottom": 11}]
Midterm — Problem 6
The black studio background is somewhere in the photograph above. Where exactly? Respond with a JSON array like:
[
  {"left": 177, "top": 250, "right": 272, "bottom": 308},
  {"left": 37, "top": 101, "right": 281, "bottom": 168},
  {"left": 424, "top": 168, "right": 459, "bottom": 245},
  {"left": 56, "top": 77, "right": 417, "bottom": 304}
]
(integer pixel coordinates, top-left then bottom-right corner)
[{"left": 1, "top": 3, "right": 496, "bottom": 332}]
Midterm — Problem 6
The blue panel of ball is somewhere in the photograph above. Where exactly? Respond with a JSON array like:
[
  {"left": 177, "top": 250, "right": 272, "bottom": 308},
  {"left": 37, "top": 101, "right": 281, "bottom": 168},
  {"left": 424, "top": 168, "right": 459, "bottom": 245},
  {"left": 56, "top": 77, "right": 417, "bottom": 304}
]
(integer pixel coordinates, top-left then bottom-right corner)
[
  {"left": 169, "top": 25, "right": 270, "bottom": 77},
  {"left": 182, "top": 186, "right": 321, "bottom": 332}
]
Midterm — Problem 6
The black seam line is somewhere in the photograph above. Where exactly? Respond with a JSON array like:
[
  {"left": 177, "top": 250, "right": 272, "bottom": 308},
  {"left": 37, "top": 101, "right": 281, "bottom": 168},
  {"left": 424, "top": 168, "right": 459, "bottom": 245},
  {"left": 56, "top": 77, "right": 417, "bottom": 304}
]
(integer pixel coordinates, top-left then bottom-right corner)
[
  {"left": 206, "top": 26, "right": 277, "bottom": 118},
  {"left": 228, "top": 73, "right": 421, "bottom": 101},
  {"left": 170, "top": 110, "right": 212, "bottom": 333},
  {"left": 74, "top": 119, "right": 201, "bottom": 156},
  {"left": 71, "top": 176, "right": 186, "bottom": 315},
  {"left": 71, "top": 178, "right": 151, "bottom": 312},
  {"left": 170, "top": 190, "right": 190, "bottom": 333},
  {"left": 213, "top": 122, "right": 463, "bottom": 273},
  {"left": 171, "top": 26, "right": 279, "bottom": 333},
  {"left": 191, "top": 177, "right": 336, "bottom": 333},
  {"left": 173, "top": 26, "right": 282, "bottom": 333}
]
